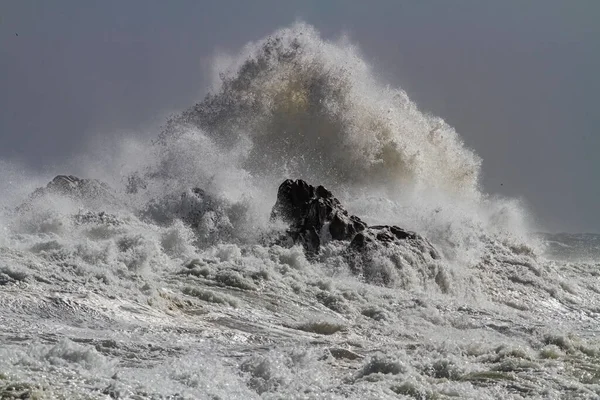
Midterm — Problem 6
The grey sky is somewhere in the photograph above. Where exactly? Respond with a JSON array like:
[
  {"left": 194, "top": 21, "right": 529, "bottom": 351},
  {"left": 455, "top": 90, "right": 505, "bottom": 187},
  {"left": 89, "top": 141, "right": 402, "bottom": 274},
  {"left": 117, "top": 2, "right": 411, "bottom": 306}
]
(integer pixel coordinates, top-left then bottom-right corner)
[{"left": 1, "top": 1, "right": 599, "bottom": 233}]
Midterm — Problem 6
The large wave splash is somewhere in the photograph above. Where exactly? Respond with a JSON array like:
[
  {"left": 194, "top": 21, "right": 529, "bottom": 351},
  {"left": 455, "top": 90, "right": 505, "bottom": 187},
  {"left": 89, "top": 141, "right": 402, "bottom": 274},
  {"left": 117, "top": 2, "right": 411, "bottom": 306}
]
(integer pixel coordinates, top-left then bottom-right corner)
[
  {"left": 1, "top": 23, "right": 537, "bottom": 276},
  {"left": 146, "top": 23, "right": 535, "bottom": 259},
  {"left": 162, "top": 23, "right": 481, "bottom": 198}
]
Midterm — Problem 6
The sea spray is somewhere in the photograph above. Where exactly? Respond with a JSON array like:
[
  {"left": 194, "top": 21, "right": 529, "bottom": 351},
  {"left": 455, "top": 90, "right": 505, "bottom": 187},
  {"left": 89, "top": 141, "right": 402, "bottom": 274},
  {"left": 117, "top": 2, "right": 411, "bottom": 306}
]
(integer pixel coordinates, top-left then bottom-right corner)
[
  {"left": 146, "top": 23, "right": 536, "bottom": 264},
  {"left": 0, "top": 23, "right": 595, "bottom": 399}
]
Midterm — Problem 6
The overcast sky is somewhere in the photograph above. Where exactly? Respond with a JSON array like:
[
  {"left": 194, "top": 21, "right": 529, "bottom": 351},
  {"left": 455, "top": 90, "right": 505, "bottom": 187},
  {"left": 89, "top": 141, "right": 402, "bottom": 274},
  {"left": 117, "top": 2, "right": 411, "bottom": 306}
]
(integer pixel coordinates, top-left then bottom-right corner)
[{"left": 1, "top": 1, "right": 598, "bottom": 233}]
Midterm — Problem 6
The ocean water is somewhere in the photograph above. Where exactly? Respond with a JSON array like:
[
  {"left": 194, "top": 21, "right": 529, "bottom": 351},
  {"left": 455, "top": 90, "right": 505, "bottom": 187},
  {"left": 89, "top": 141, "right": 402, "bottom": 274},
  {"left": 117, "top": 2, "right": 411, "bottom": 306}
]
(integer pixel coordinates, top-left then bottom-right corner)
[{"left": 1, "top": 23, "right": 599, "bottom": 399}]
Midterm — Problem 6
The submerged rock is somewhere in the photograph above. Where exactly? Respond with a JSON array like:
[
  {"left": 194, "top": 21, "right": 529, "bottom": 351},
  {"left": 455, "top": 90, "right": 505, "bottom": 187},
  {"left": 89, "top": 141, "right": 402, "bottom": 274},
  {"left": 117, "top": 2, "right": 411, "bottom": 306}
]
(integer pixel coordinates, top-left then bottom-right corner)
[
  {"left": 176, "top": 188, "right": 251, "bottom": 245},
  {"left": 346, "top": 224, "right": 442, "bottom": 286},
  {"left": 18, "top": 175, "right": 121, "bottom": 212},
  {"left": 350, "top": 225, "right": 439, "bottom": 260},
  {"left": 43, "top": 175, "right": 116, "bottom": 200},
  {"left": 177, "top": 188, "right": 220, "bottom": 228},
  {"left": 142, "top": 187, "right": 250, "bottom": 246},
  {"left": 271, "top": 179, "right": 439, "bottom": 260}
]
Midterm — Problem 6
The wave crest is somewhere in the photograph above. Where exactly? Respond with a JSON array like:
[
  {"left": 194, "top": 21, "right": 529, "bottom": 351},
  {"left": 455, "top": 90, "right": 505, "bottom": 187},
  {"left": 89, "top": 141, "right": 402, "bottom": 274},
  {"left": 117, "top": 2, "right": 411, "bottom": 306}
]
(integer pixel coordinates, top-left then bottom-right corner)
[{"left": 161, "top": 23, "right": 481, "bottom": 198}]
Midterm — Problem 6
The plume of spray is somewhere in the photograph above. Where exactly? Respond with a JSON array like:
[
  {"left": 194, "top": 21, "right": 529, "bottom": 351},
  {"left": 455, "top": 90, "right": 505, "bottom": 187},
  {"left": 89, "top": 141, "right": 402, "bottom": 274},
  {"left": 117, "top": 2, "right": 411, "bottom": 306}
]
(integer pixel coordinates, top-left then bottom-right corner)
[
  {"left": 150, "top": 22, "right": 538, "bottom": 262},
  {"left": 0, "top": 23, "right": 539, "bottom": 272},
  {"left": 160, "top": 24, "right": 481, "bottom": 196}
]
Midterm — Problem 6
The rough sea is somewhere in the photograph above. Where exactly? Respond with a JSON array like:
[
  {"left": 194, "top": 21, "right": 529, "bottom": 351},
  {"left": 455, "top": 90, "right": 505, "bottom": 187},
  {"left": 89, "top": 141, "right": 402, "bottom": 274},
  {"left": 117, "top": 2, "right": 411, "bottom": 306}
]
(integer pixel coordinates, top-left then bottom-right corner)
[{"left": 1, "top": 23, "right": 599, "bottom": 399}]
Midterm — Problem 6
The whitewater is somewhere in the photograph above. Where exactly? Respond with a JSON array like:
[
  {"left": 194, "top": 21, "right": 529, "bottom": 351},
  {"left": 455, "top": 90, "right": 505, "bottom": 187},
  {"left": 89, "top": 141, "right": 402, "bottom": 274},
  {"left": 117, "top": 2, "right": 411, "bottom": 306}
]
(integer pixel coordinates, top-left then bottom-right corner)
[{"left": 1, "top": 23, "right": 599, "bottom": 399}]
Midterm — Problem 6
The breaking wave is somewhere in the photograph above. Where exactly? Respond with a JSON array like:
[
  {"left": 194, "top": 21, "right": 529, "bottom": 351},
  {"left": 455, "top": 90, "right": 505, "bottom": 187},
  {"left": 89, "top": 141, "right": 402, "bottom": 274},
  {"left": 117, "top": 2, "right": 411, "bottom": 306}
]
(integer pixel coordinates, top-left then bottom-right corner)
[
  {"left": 163, "top": 23, "right": 481, "bottom": 196},
  {"left": 0, "top": 23, "right": 539, "bottom": 283},
  {"left": 133, "top": 22, "right": 535, "bottom": 261}
]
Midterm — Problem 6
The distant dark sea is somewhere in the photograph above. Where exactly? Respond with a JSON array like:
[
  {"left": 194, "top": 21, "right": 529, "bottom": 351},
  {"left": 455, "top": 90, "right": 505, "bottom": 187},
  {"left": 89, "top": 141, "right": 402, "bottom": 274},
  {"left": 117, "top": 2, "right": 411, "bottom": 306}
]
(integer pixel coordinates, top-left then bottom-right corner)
[{"left": 539, "top": 232, "right": 600, "bottom": 262}]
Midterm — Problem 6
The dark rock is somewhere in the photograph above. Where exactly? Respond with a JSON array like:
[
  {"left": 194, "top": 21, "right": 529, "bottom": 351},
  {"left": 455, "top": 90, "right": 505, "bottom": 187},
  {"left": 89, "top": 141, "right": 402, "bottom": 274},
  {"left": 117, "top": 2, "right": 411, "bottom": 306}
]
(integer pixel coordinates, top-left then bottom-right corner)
[
  {"left": 271, "top": 179, "right": 439, "bottom": 261},
  {"left": 271, "top": 179, "right": 366, "bottom": 253}
]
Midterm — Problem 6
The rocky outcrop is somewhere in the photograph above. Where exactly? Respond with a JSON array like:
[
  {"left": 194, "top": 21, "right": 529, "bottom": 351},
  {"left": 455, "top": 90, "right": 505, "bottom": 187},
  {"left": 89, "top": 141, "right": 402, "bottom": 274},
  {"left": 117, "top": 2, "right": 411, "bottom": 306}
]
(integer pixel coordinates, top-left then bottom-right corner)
[
  {"left": 271, "top": 179, "right": 367, "bottom": 253},
  {"left": 271, "top": 179, "right": 439, "bottom": 259}
]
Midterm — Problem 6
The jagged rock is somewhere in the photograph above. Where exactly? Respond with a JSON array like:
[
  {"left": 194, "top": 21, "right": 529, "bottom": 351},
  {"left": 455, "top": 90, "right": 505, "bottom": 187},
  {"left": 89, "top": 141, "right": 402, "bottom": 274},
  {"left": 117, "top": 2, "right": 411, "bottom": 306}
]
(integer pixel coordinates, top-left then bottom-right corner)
[
  {"left": 271, "top": 179, "right": 439, "bottom": 261},
  {"left": 271, "top": 179, "right": 367, "bottom": 252}
]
